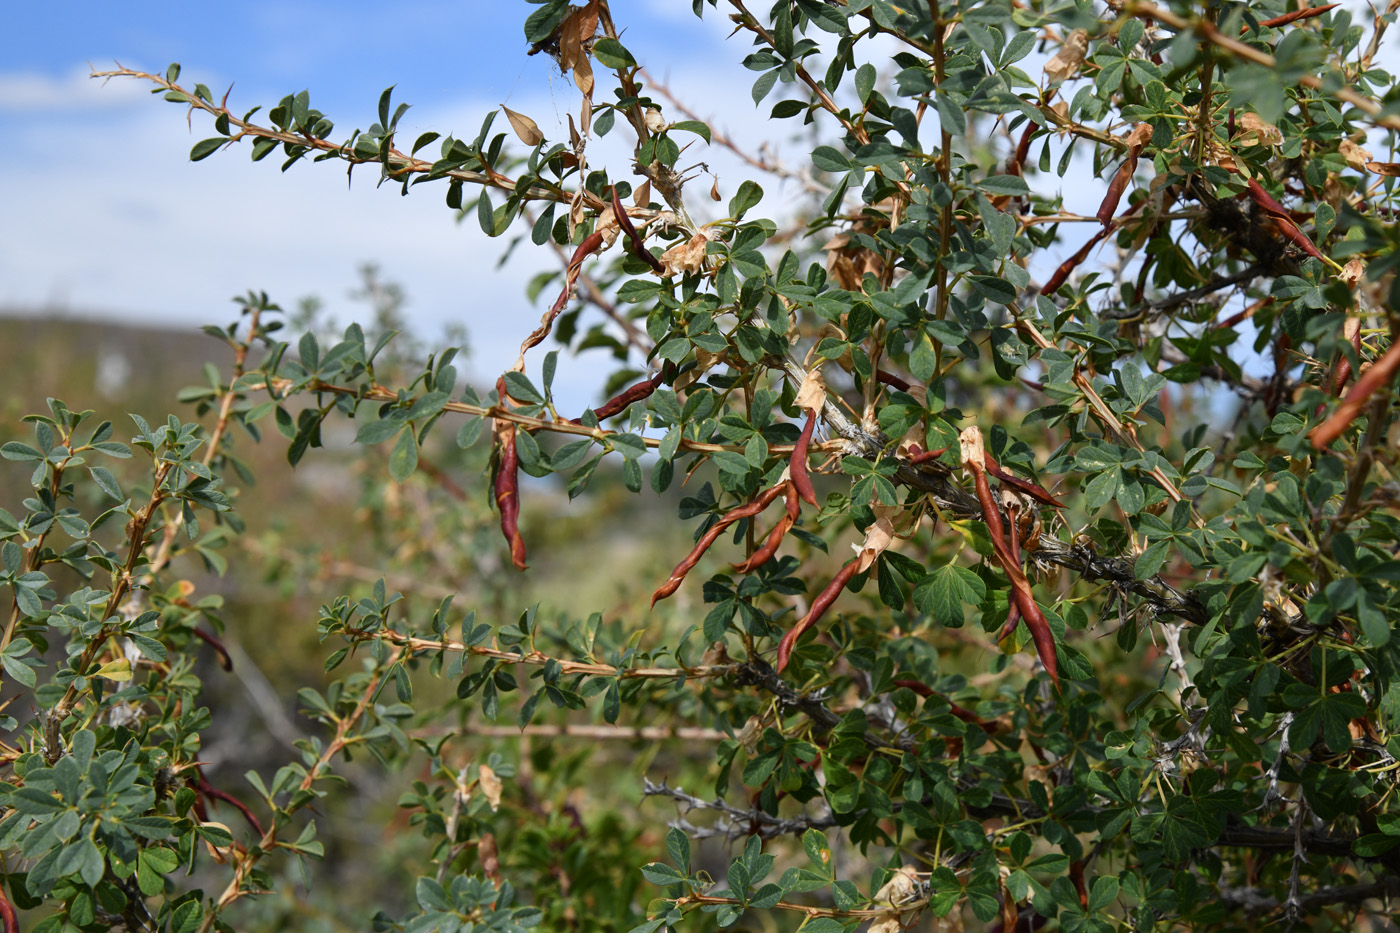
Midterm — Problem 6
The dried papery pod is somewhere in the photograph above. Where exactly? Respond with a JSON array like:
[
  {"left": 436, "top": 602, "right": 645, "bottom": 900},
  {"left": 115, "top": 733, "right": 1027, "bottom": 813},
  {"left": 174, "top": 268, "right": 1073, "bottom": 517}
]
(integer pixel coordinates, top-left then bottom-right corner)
[
  {"left": 1310, "top": 338, "right": 1400, "bottom": 448},
  {"left": 651, "top": 483, "right": 788, "bottom": 606},
  {"left": 1235, "top": 113, "right": 1282, "bottom": 148},
  {"left": 1044, "top": 29, "right": 1089, "bottom": 83},
  {"left": 657, "top": 232, "right": 708, "bottom": 276},
  {"left": 516, "top": 229, "right": 605, "bottom": 369},
  {"left": 493, "top": 377, "right": 528, "bottom": 572},
  {"left": 478, "top": 764, "right": 503, "bottom": 810},
  {"left": 594, "top": 205, "right": 621, "bottom": 249}
]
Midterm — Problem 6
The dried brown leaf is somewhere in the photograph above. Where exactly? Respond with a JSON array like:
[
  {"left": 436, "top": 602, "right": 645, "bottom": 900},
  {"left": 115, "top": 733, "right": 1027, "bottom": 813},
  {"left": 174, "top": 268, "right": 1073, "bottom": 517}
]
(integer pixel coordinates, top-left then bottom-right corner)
[
  {"left": 502, "top": 106, "right": 544, "bottom": 147},
  {"left": 1364, "top": 160, "right": 1400, "bottom": 176},
  {"left": 658, "top": 233, "right": 708, "bottom": 276},
  {"left": 573, "top": 54, "right": 594, "bottom": 97},
  {"left": 1341, "top": 138, "right": 1373, "bottom": 169},
  {"left": 1044, "top": 29, "right": 1089, "bottom": 83},
  {"left": 478, "top": 764, "right": 503, "bottom": 811},
  {"left": 796, "top": 367, "right": 827, "bottom": 411},
  {"left": 1237, "top": 113, "right": 1282, "bottom": 147},
  {"left": 558, "top": 0, "right": 600, "bottom": 72}
]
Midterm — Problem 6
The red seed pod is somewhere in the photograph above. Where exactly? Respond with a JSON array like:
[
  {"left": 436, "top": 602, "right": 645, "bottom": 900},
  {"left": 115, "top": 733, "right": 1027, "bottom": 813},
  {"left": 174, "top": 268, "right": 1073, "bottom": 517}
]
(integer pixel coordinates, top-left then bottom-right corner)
[
  {"left": 612, "top": 184, "right": 664, "bottom": 274},
  {"left": 875, "top": 368, "right": 912, "bottom": 391},
  {"left": 1248, "top": 4, "right": 1338, "bottom": 32},
  {"left": 777, "top": 559, "right": 860, "bottom": 671},
  {"left": 1244, "top": 179, "right": 1326, "bottom": 260},
  {"left": 576, "top": 371, "right": 665, "bottom": 424},
  {"left": 733, "top": 483, "right": 799, "bottom": 573},
  {"left": 790, "top": 411, "right": 819, "bottom": 507},
  {"left": 967, "top": 453, "right": 1059, "bottom": 687},
  {"left": 1009, "top": 121, "right": 1038, "bottom": 177},
  {"left": 1096, "top": 154, "right": 1137, "bottom": 227},
  {"left": 984, "top": 457, "right": 1065, "bottom": 509},
  {"left": 1042, "top": 228, "right": 1110, "bottom": 295},
  {"left": 652, "top": 483, "right": 788, "bottom": 606},
  {"left": 907, "top": 446, "right": 949, "bottom": 466},
  {"left": 0, "top": 886, "right": 18, "bottom": 933},
  {"left": 1310, "top": 339, "right": 1400, "bottom": 449}
]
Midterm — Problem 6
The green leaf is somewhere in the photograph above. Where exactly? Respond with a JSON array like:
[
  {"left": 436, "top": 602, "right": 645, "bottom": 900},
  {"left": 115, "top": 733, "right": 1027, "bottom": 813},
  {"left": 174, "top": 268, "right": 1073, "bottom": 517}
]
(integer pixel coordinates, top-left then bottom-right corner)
[
  {"left": 811, "top": 146, "right": 851, "bottom": 172},
  {"left": 913, "top": 563, "right": 987, "bottom": 626},
  {"left": 640, "top": 862, "right": 684, "bottom": 885},
  {"left": 189, "top": 138, "right": 224, "bottom": 161},
  {"left": 388, "top": 429, "right": 418, "bottom": 482},
  {"left": 666, "top": 827, "right": 691, "bottom": 875},
  {"left": 670, "top": 120, "right": 711, "bottom": 143},
  {"left": 592, "top": 38, "right": 636, "bottom": 69},
  {"left": 502, "top": 372, "right": 545, "bottom": 405}
]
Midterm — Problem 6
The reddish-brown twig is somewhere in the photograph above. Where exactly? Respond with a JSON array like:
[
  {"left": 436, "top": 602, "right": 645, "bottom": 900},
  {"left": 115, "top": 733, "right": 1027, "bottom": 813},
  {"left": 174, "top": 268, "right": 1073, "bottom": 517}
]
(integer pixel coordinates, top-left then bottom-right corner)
[{"left": 493, "top": 377, "right": 528, "bottom": 571}]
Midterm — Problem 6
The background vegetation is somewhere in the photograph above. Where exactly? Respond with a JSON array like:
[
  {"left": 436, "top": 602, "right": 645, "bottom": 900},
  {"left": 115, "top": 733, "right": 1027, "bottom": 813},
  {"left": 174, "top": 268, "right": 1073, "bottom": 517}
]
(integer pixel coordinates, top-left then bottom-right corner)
[{"left": 3, "top": 0, "right": 1400, "bottom": 931}]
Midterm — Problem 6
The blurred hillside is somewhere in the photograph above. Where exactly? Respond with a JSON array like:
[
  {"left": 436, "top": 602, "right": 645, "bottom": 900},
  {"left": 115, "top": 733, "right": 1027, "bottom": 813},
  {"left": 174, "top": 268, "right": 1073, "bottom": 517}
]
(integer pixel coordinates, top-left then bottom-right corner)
[{"left": 0, "top": 311, "right": 713, "bottom": 927}]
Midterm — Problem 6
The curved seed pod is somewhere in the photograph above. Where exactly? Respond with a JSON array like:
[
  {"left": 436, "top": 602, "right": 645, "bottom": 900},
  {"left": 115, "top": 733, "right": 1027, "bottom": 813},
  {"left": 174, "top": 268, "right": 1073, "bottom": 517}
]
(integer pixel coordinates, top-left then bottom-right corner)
[
  {"left": 1244, "top": 178, "right": 1325, "bottom": 261},
  {"left": 1042, "top": 228, "right": 1110, "bottom": 295},
  {"left": 984, "top": 456, "right": 1065, "bottom": 509},
  {"left": 961, "top": 427, "right": 1059, "bottom": 687},
  {"left": 612, "top": 185, "right": 664, "bottom": 273},
  {"left": 1096, "top": 156, "right": 1137, "bottom": 227},
  {"left": 734, "top": 483, "right": 799, "bottom": 573},
  {"left": 651, "top": 483, "right": 788, "bottom": 606},
  {"left": 1248, "top": 4, "right": 1338, "bottom": 31},
  {"left": 875, "top": 368, "right": 911, "bottom": 391},
  {"left": 516, "top": 231, "right": 605, "bottom": 370},
  {"left": 0, "top": 887, "right": 17, "bottom": 933},
  {"left": 790, "top": 411, "right": 819, "bottom": 507},
  {"left": 1009, "top": 121, "right": 1038, "bottom": 176},
  {"left": 1310, "top": 339, "right": 1400, "bottom": 448},
  {"left": 891, "top": 679, "right": 1000, "bottom": 730},
  {"left": 777, "top": 558, "right": 860, "bottom": 671}
]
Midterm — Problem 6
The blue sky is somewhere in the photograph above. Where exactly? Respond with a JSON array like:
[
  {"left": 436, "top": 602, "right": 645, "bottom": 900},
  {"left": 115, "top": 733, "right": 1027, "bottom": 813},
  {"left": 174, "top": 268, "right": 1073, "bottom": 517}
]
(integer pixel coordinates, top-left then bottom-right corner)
[
  {"left": 5, "top": 2, "right": 1387, "bottom": 405},
  {"left": 0, "top": 2, "right": 766, "bottom": 403}
]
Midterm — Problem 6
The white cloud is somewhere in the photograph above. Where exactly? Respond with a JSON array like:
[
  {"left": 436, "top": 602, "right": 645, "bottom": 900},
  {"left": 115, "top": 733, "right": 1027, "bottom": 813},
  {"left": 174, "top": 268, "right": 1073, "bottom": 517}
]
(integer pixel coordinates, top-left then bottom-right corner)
[
  {"left": 0, "top": 66, "right": 147, "bottom": 112},
  {"left": 0, "top": 50, "right": 797, "bottom": 413}
]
